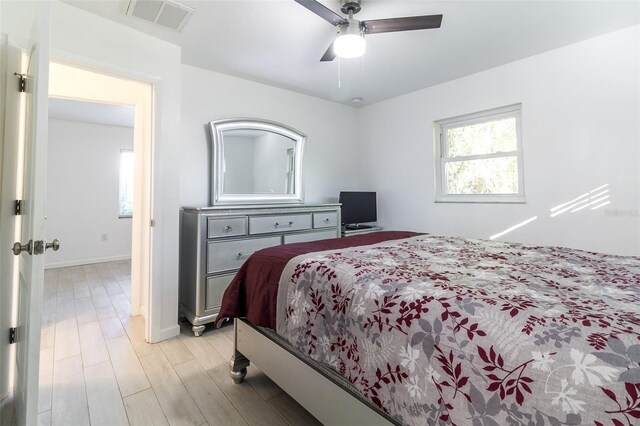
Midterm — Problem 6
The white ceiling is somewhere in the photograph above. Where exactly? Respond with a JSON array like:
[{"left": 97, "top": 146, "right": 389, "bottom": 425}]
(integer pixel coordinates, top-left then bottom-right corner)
[
  {"left": 63, "top": 0, "right": 639, "bottom": 107},
  {"left": 49, "top": 98, "right": 135, "bottom": 127}
]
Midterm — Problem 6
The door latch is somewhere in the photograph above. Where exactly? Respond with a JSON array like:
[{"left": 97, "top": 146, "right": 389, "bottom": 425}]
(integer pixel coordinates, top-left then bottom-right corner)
[
  {"left": 33, "top": 240, "right": 45, "bottom": 255},
  {"left": 9, "top": 327, "right": 16, "bottom": 344}
]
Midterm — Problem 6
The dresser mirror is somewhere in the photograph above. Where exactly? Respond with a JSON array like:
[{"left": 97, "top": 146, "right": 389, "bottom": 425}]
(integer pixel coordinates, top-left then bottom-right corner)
[{"left": 210, "top": 119, "right": 305, "bottom": 205}]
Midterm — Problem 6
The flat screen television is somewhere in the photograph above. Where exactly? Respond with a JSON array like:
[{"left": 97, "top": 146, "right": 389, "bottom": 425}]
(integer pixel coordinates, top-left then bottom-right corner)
[{"left": 339, "top": 191, "right": 377, "bottom": 229}]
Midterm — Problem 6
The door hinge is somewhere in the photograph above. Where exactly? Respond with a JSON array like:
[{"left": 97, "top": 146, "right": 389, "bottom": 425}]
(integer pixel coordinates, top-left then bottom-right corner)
[
  {"left": 14, "top": 200, "right": 22, "bottom": 215},
  {"left": 14, "top": 73, "right": 26, "bottom": 93},
  {"left": 150, "top": 219, "right": 155, "bottom": 228},
  {"left": 9, "top": 327, "right": 16, "bottom": 344}
]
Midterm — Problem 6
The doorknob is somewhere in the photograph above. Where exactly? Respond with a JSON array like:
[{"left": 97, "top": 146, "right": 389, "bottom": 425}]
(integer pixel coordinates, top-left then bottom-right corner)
[
  {"left": 45, "top": 239, "right": 60, "bottom": 251},
  {"left": 12, "top": 240, "right": 32, "bottom": 256}
]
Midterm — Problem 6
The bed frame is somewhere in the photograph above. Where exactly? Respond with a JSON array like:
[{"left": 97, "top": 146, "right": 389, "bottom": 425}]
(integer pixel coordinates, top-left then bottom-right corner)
[{"left": 229, "top": 318, "right": 394, "bottom": 425}]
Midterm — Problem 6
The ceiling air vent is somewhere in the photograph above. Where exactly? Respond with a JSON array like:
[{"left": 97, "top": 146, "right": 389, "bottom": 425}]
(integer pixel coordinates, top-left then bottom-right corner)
[{"left": 126, "top": 0, "right": 195, "bottom": 32}]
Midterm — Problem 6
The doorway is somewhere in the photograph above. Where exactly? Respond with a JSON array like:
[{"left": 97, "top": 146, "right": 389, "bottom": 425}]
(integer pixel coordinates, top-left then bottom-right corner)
[
  {"left": 46, "top": 98, "right": 135, "bottom": 273},
  {"left": 47, "top": 61, "right": 153, "bottom": 326},
  {"left": 37, "top": 61, "right": 154, "bottom": 422}
]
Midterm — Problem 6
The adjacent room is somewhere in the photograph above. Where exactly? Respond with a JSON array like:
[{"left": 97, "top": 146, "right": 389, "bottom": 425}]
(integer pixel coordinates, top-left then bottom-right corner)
[
  {"left": 0, "top": 1, "right": 638, "bottom": 425},
  {"left": 46, "top": 99, "right": 135, "bottom": 272}
]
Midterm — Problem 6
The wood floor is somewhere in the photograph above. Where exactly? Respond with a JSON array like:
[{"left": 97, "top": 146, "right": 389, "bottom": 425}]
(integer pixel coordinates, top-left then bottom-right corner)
[{"left": 38, "top": 261, "right": 321, "bottom": 426}]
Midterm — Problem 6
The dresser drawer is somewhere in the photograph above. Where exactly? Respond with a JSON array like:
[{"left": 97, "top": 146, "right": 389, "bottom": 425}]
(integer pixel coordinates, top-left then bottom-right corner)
[
  {"left": 313, "top": 211, "right": 338, "bottom": 229},
  {"left": 207, "top": 236, "right": 281, "bottom": 273},
  {"left": 207, "top": 216, "right": 247, "bottom": 238},
  {"left": 205, "top": 274, "right": 234, "bottom": 310},
  {"left": 249, "top": 214, "right": 312, "bottom": 235},
  {"left": 283, "top": 230, "right": 338, "bottom": 244}
]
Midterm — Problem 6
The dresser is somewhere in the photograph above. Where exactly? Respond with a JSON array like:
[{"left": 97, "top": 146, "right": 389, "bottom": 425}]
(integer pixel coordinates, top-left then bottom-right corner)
[{"left": 179, "top": 204, "right": 341, "bottom": 336}]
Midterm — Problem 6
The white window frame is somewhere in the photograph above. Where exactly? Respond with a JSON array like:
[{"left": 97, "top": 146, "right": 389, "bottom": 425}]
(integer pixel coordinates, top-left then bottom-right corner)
[{"left": 434, "top": 104, "right": 525, "bottom": 203}]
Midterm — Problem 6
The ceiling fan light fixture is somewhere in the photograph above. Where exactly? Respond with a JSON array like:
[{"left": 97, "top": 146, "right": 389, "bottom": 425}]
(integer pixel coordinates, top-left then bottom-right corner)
[
  {"left": 334, "top": 20, "right": 366, "bottom": 59},
  {"left": 295, "top": 0, "right": 443, "bottom": 63}
]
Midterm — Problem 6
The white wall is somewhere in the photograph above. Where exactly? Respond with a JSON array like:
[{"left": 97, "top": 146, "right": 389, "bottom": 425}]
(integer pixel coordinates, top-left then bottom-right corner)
[
  {"left": 180, "top": 65, "right": 360, "bottom": 207},
  {"left": 358, "top": 25, "right": 640, "bottom": 256},
  {"left": 45, "top": 119, "right": 132, "bottom": 268}
]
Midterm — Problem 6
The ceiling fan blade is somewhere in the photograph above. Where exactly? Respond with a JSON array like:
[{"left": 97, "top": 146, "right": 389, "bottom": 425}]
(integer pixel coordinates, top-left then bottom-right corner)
[
  {"left": 320, "top": 42, "right": 336, "bottom": 62},
  {"left": 294, "top": 0, "right": 346, "bottom": 26},
  {"left": 362, "top": 14, "right": 443, "bottom": 34}
]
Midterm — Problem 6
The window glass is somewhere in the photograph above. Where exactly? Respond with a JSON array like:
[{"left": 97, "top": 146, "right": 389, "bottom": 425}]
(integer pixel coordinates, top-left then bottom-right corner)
[
  {"left": 436, "top": 105, "right": 524, "bottom": 202},
  {"left": 119, "top": 150, "right": 134, "bottom": 217},
  {"left": 445, "top": 157, "right": 519, "bottom": 194},
  {"left": 446, "top": 117, "right": 517, "bottom": 157}
]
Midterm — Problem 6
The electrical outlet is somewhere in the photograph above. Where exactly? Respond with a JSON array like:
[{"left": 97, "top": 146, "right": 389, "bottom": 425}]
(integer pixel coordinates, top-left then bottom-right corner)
[{"left": 101, "top": 233, "right": 108, "bottom": 241}]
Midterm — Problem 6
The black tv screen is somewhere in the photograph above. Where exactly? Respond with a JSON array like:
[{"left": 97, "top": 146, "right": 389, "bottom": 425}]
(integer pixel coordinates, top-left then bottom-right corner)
[{"left": 339, "top": 191, "right": 377, "bottom": 225}]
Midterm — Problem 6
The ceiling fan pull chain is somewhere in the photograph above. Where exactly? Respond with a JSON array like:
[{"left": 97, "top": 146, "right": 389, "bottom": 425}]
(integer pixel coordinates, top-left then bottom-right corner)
[{"left": 338, "top": 57, "right": 342, "bottom": 89}]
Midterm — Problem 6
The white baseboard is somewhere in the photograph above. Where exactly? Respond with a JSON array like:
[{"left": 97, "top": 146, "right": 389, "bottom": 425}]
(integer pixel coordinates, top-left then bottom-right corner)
[{"left": 45, "top": 255, "right": 132, "bottom": 269}]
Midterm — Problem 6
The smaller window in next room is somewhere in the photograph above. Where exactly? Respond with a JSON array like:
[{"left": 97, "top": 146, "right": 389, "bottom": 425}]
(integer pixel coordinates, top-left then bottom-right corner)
[
  {"left": 119, "top": 149, "right": 134, "bottom": 217},
  {"left": 434, "top": 104, "right": 525, "bottom": 203}
]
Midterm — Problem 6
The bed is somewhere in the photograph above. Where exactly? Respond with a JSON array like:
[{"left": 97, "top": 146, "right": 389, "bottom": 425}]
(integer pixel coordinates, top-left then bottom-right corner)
[{"left": 218, "top": 231, "right": 640, "bottom": 425}]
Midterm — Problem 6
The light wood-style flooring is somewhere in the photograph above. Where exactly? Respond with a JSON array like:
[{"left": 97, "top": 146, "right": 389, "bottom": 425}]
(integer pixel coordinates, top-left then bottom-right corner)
[{"left": 38, "top": 261, "right": 321, "bottom": 426}]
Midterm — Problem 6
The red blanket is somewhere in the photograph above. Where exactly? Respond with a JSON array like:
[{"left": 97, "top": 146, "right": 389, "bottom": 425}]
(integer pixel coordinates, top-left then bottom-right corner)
[{"left": 217, "top": 231, "right": 421, "bottom": 329}]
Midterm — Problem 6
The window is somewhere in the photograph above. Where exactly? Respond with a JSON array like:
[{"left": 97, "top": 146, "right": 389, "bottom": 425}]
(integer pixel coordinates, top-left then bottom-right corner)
[
  {"left": 119, "top": 150, "right": 134, "bottom": 217},
  {"left": 435, "top": 104, "right": 524, "bottom": 203}
]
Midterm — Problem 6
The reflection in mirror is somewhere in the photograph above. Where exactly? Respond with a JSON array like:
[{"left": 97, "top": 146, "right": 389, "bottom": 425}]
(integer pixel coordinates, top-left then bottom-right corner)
[
  {"left": 222, "top": 130, "right": 296, "bottom": 194},
  {"left": 210, "top": 119, "right": 305, "bottom": 205}
]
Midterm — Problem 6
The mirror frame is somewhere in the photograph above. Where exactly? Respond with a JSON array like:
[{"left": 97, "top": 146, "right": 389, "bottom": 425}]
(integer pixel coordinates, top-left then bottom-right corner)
[{"left": 210, "top": 118, "right": 305, "bottom": 206}]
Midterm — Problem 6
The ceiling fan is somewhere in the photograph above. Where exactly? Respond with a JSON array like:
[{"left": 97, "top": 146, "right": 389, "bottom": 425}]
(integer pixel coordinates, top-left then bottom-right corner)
[{"left": 294, "top": 0, "right": 443, "bottom": 61}]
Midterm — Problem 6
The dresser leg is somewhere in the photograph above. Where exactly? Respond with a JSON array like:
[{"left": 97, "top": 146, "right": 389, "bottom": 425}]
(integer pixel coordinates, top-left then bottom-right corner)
[{"left": 192, "top": 324, "right": 205, "bottom": 337}]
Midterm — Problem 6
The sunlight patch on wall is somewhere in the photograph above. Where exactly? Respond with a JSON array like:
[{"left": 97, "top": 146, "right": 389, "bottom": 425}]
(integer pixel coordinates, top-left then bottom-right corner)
[
  {"left": 550, "top": 184, "right": 610, "bottom": 218},
  {"left": 490, "top": 216, "right": 538, "bottom": 240}
]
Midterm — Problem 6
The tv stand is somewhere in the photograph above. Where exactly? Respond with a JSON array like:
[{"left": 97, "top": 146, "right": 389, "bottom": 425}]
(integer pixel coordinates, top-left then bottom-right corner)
[
  {"left": 342, "top": 225, "right": 383, "bottom": 237},
  {"left": 344, "top": 224, "right": 373, "bottom": 230}
]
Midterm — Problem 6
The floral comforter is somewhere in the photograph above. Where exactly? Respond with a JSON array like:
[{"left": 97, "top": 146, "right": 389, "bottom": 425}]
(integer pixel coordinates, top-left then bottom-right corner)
[{"left": 276, "top": 235, "right": 640, "bottom": 426}]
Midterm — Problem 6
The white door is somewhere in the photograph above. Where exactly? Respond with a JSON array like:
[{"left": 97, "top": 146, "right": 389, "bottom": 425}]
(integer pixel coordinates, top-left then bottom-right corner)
[
  {"left": 0, "top": 36, "right": 23, "bottom": 415},
  {"left": 11, "top": 4, "right": 50, "bottom": 425}
]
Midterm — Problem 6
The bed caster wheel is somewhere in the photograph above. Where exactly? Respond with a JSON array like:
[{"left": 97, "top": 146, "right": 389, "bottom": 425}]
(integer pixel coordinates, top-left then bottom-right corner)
[
  {"left": 192, "top": 325, "right": 205, "bottom": 337},
  {"left": 230, "top": 367, "right": 247, "bottom": 384}
]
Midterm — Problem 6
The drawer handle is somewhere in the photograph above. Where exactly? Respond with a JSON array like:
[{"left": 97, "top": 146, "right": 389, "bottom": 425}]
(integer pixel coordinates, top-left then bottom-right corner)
[
  {"left": 274, "top": 221, "right": 294, "bottom": 227},
  {"left": 237, "top": 252, "right": 254, "bottom": 259},
  {"left": 224, "top": 225, "right": 233, "bottom": 232},
  {"left": 324, "top": 218, "right": 331, "bottom": 223}
]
